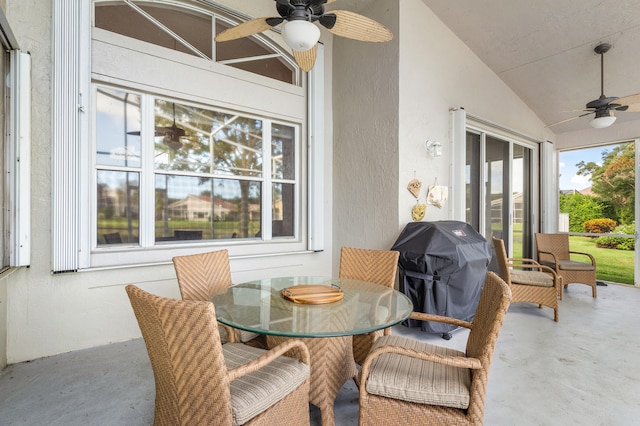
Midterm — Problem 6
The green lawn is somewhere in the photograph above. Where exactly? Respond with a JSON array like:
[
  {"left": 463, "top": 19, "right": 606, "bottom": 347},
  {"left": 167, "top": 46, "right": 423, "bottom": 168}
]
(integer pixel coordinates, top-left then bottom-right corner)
[{"left": 569, "top": 236, "right": 634, "bottom": 285}]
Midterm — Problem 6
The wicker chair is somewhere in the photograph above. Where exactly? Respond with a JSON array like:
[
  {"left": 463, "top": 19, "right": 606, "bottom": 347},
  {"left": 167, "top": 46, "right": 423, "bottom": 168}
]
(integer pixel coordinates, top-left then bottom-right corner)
[
  {"left": 535, "top": 233, "right": 597, "bottom": 298},
  {"left": 492, "top": 237, "right": 561, "bottom": 321},
  {"left": 358, "top": 272, "right": 511, "bottom": 426},
  {"left": 125, "top": 285, "right": 311, "bottom": 426},
  {"left": 339, "top": 246, "right": 400, "bottom": 365},
  {"left": 172, "top": 249, "right": 261, "bottom": 345}
]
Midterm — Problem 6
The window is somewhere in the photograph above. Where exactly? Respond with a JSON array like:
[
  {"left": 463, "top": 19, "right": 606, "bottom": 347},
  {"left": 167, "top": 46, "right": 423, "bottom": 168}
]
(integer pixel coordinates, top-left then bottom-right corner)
[
  {"left": 0, "top": 48, "right": 6, "bottom": 266},
  {"left": 94, "top": 0, "right": 300, "bottom": 85},
  {"left": 453, "top": 110, "right": 540, "bottom": 259},
  {"left": 95, "top": 86, "right": 298, "bottom": 247},
  {"left": 466, "top": 132, "right": 534, "bottom": 258},
  {"left": 50, "top": 0, "right": 315, "bottom": 270},
  {"left": 0, "top": 9, "right": 29, "bottom": 269}
]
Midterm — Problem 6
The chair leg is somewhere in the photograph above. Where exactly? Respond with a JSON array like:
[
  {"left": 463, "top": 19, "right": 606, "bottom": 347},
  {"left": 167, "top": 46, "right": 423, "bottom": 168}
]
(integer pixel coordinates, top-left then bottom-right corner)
[{"left": 554, "top": 307, "right": 559, "bottom": 322}]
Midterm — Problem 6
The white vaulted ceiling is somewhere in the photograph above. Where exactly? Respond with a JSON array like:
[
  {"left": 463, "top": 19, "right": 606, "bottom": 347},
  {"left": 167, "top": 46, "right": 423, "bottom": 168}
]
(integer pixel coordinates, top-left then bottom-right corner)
[{"left": 420, "top": 0, "right": 640, "bottom": 134}]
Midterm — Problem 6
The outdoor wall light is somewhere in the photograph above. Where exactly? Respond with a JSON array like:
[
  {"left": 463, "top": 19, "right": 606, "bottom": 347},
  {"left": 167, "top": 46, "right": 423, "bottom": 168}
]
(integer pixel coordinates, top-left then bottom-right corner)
[
  {"left": 425, "top": 140, "right": 443, "bottom": 158},
  {"left": 281, "top": 20, "right": 321, "bottom": 51}
]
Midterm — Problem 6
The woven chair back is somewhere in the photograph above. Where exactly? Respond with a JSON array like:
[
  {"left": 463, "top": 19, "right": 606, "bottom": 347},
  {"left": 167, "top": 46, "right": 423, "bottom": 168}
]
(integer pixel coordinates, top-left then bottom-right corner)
[
  {"left": 535, "top": 233, "right": 571, "bottom": 262},
  {"left": 339, "top": 247, "right": 399, "bottom": 287},
  {"left": 172, "top": 249, "right": 232, "bottom": 301},
  {"left": 126, "top": 285, "right": 232, "bottom": 425},
  {"left": 492, "top": 237, "right": 512, "bottom": 285}
]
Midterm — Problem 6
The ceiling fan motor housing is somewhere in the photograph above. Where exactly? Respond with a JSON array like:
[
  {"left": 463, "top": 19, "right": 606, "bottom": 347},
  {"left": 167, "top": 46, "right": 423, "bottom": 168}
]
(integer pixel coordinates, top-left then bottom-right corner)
[
  {"left": 586, "top": 95, "right": 619, "bottom": 109},
  {"left": 276, "top": 0, "right": 325, "bottom": 22}
]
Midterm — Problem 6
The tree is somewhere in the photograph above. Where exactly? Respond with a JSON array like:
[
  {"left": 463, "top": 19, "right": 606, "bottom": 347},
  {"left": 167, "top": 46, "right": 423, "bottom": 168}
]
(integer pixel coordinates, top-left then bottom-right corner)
[
  {"left": 559, "top": 193, "right": 607, "bottom": 232},
  {"left": 576, "top": 143, "right": 635, "bottom": 224}
]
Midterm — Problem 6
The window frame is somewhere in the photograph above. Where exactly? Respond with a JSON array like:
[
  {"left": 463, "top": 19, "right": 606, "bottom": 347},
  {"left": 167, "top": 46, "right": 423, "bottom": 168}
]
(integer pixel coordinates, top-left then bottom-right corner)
[
  {"left": 92, "top": 85, "right": 302, "bottom": 249},
  {"left": 79, "top": 0, "right": 313, "bottom": 269},
  {"left": 1, "top": 13, "right": 29, "bottom": 269}
]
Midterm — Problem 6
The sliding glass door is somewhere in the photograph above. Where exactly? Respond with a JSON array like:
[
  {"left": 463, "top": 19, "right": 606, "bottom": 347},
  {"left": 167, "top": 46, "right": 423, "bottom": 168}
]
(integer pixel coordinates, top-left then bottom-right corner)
[{"left": 466, "top": 130, "right": 536, "bottom": 258}]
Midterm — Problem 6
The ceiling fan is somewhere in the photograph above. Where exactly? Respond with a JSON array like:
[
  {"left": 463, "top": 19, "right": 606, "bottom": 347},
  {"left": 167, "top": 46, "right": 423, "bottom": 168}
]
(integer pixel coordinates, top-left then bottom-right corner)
[
  {"left": 156, "top": 104, "right": 187, "bottom": 150},
  {"left": 128, "top": 103, "right": 187, "bottom": 150},
  {"left": 549, "top": 43, "right": 640, "bottom": 129},
  {"left": 214, "top": 0, "right": 393, "bottom": 72}
]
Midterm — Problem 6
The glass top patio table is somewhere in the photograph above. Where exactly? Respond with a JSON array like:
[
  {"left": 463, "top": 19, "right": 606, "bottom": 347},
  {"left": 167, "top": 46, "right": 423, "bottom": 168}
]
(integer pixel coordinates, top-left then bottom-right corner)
[{"left": 211, "top": 276, "right": 414, "bottom": 338}]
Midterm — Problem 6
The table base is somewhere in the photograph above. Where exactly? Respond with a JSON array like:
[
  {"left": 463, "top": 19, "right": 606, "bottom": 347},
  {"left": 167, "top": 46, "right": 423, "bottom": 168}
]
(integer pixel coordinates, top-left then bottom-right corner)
[{"left": 267, "top": 335, "right": 357, "bottom": 426}]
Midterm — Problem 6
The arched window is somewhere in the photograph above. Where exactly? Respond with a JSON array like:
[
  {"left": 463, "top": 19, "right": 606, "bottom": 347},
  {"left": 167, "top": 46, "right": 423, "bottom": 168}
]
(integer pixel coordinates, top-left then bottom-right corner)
[{"left": 94, "top": 0, "right": 300, "bottom": 85}]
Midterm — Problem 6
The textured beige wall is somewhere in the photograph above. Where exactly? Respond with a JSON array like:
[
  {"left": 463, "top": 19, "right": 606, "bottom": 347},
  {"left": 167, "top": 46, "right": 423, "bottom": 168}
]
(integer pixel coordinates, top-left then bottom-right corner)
[
  {"left": 398, "top": 0, "right": 548, "bottom": 228},
  {"left": 3, "top": 0, "right": 556, "bottom": 364},
  {"left": 332, "top": 1, "right": 400, "bottom": 271},
  {"left": 3, "top": 0, "right": 334, "bottom": 363},
  {"left": 332, "top": 0, "right": 547, "bottom": 273},
  {"left": 0, "top": 273, "right": 6, "bottom": 368}
]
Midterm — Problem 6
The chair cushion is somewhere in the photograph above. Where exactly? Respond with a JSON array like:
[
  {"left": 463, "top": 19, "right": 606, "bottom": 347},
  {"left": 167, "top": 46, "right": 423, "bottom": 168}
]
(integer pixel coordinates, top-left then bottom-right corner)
[
  {"left": 364, "top": 335, "right": 471, "bottom": 409},
  {"left": 558, "top": 260, "right": 595, "bottom": 271},
  {"left": 511, "top": 269, "right": 554, "bottom": 287},
  {"left": 223, "top": 343, "right": 310, "bottom": 425}
]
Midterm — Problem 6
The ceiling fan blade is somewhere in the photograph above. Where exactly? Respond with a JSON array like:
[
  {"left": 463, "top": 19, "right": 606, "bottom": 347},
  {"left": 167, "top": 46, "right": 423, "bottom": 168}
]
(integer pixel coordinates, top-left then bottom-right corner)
[
  {"left": 323, "top": 10, "right": 393, "bottom": 42},
  {"left": 545, "top": 112, "right": 593, "bottom": 128},
  {"left": 614, "top": 93, "right": 640, "bottom": 107},
  {"left": 214, "top": 17, "right": 276, "bottom": 42},
  {"left": 622, "top": 103, "right": 640, "bottom": 112},
  {"left": 292, "top": 44, "right": 318, "bottom": 72}
]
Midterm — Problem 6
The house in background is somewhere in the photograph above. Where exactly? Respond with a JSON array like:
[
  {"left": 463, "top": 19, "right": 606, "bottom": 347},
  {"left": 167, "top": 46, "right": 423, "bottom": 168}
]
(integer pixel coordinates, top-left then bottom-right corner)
[{"left": 0, "top": 0, "right": 639, "bottom": 368}]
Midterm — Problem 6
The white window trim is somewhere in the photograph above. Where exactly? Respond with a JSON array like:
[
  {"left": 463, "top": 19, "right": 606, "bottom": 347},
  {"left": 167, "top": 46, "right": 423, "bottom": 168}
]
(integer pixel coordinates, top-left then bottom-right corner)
[
  {"left": 8, "top": 51, "right": 31, "bottom": 267},
  {"left": 1, "top": 6, "right": 30, "bottom": 268}
]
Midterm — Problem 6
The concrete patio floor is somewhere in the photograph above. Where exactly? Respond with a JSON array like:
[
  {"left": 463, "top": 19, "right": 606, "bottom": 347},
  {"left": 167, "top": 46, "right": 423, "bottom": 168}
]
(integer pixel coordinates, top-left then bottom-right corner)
[{"left": 1, "top": 281, "right": 640, "bottom": 425}]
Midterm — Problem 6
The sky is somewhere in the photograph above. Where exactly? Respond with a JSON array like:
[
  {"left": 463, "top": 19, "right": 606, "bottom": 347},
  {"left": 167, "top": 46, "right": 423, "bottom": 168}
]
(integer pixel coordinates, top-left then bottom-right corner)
[{"left": 558, "top": 146, "right": 611, "bottom": 191}]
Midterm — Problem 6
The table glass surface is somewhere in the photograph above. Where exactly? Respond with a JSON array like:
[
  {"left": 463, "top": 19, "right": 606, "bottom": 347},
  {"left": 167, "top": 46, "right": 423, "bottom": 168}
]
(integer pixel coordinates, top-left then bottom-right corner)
[{"left": 211, "top": 276, "right": 414, "bottom": 338}]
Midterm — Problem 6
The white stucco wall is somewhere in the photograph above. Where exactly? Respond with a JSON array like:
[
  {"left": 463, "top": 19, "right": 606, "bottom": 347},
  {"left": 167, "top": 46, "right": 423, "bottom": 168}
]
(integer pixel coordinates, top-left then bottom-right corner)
[
  {"left": 332, "top": 0, "right": 549, "bottom": 273},
  {"left": 398, "top": 0, "right": 548, "bottom": 227},
  {"left": 332, "top": 1, "right": 400, "bottom": 267},
  {"left": 0, "top": 272, "right": 7, "bottom": 367},
  {"left": 2, "top": 0, "right": 335, "bottom": 363},
  {"left": 1, "top": 0, "right": 586, "bottom": 364}
]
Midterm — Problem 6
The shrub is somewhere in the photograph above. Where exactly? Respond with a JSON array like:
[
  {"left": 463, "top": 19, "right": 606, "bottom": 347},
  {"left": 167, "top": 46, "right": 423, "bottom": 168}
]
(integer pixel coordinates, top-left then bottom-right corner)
[
  {"left": 596, "top": 236, "right": 635, "bottom": 250},
  {"left": 614, "top": 223, "right": 635, "bottom": 235},
  {"left": 559, "top": 193, "right": 607, "bottom": 232},
  {"left": 595, "top": 223, "right": 635, "bottom": 250},
  {"left": 583, "top": 218, "right": 617, "bottom": 233}
]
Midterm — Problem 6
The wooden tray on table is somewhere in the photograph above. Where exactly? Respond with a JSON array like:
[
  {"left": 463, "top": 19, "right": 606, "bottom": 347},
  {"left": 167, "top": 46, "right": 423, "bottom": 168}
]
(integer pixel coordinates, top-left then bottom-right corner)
[{"left": 281, "top": 284, "right": 344, "bottom": 304}]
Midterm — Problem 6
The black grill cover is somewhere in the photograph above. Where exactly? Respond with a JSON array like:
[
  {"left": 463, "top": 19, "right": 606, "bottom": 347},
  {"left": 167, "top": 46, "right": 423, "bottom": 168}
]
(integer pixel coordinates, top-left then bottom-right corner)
[{"left": 391, "top": 221, "right": 492, "bottom": 334}]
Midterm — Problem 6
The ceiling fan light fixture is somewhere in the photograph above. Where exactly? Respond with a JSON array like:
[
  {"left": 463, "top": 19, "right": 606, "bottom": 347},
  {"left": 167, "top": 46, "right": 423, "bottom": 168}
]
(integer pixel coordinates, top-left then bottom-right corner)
[
  {"left": 590, "top": 115, "right": 616, "bottom": 129},
  {"left": 282, "top": 20, "right": 320, "bottom": 51}
]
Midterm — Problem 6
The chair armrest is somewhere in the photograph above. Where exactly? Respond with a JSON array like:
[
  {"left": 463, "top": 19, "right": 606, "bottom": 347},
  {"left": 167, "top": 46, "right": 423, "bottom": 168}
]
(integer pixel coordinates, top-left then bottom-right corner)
[
  {"left": 569, "top": 250, "right": 596, "bottom": 266},
  {"left": 409, "top": 311, "right": 473, "bottom": 330},
  {"left": 508, "top": 262, "right": 558, "bottom": 276},
  {"left": 227, "top": 339, "right": 310, "bottom": 382},
  {"left": 536, "top": 250, "right": 560, "bottom": 267}
]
